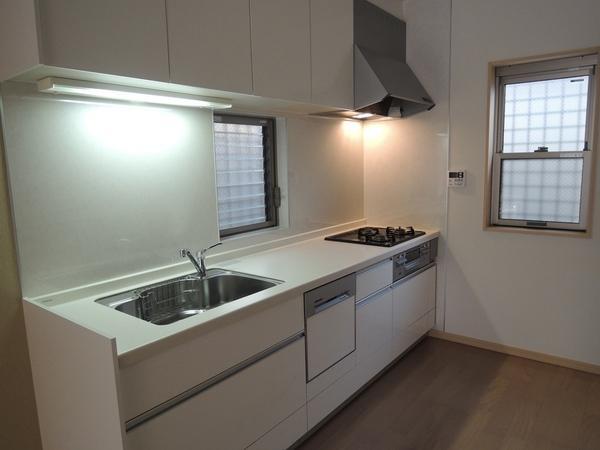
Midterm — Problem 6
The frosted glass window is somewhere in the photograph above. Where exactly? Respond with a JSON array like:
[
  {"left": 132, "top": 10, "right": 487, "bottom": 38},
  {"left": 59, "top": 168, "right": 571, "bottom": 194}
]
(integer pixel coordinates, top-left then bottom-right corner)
[
  {"left": 502, "top": 76, "right": 589, "bottom": 153},
  {"left": 499, "top": 158, "right": 584, "bottom": 223},
  {"left": 213, "top": 115, "right": 278, "bottom": 236},
  {"left": 491, "top": 54, "right": 596, "bottom": 231}
]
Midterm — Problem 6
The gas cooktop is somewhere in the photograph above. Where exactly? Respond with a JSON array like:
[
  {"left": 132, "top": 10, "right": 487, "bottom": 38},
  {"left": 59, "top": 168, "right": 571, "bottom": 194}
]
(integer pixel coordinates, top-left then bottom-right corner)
[{"left": 325, "top": 226, "right": 425, "bottom": 247}]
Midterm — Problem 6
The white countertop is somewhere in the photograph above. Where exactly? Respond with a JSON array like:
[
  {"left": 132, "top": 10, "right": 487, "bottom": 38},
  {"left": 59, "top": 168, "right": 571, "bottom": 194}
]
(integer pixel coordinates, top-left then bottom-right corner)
[{"left": 30, "top": 229, "right": 439, "bottom": 364}]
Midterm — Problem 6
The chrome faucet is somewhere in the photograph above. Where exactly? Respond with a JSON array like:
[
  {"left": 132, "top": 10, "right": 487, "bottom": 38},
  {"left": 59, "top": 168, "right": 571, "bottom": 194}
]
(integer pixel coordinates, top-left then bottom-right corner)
[{"left": 179, "top": 242, "right": 222, "bottom": 278}]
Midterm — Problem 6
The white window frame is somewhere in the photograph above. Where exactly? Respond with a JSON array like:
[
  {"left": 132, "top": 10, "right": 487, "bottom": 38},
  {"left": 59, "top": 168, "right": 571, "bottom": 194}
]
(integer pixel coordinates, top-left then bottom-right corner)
[{"left": 490, "top": 54, "right": 598, "bottom": 231}]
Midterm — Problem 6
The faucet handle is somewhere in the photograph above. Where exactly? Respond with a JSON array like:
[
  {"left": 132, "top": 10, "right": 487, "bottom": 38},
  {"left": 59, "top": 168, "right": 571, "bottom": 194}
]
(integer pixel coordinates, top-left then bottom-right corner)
[{"left": 200, "top": 242, "right": 222, "bottom": 257}]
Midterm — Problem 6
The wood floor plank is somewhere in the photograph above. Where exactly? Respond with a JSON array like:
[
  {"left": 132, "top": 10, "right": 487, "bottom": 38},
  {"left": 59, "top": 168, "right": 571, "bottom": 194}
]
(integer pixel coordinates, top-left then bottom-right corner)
[{"left": 298, "top": 337, "right": 600, "bottom": 450}]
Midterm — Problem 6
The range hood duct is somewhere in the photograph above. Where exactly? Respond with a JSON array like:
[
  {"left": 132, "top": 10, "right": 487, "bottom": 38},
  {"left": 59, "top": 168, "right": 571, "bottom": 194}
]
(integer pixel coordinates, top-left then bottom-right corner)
[{"left": 318, "top": 0, "right": 435, "bottom": 119}]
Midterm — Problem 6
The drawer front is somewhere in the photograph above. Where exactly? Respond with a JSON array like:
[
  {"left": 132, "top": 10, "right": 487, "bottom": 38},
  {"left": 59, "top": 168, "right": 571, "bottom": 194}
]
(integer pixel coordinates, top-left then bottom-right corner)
[
  {"left": 120, "top": 294, "right": 303, "bottom": 421},
  {"left": 356, "top": 259, "right": 393, "bottom": 301},
  {"left": 245, "top": 406, "right": 307, "bottom": 450},
  {"left": 307, "top": 351, "right": 356, "bottom": 401},
  {"left": 392, "top": 265, "right": 436, "bottom": 330},
  {"left": 356, "top": 287, "right": 393, "bottom": 363},
  {"left": 307, "top": 364, "right": 360, "bottom": 430},
  {"left": 392, "top": 309, "right": 435, "bottom": 359},
  {"left": 126, "top": 337, "right": 306, "bottom": 450},
  {"left": 354, "top": 340, "right": 392, "bottom": 390}
]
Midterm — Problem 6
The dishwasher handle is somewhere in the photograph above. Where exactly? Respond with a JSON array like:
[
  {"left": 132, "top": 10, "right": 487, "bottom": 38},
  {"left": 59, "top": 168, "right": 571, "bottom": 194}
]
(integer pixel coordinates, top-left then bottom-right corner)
[
  {"left": 304, "top": 272, "right": 356, "bottom": 318},
  {"left": 307, "top": 292, "right": 352, "bottom": 317}
]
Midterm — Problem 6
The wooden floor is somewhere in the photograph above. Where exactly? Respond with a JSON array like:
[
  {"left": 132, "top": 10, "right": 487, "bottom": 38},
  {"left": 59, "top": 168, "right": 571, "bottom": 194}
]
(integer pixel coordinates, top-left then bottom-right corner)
[{"left": 298, "top": 337, "right": 600, "bottom": 450}]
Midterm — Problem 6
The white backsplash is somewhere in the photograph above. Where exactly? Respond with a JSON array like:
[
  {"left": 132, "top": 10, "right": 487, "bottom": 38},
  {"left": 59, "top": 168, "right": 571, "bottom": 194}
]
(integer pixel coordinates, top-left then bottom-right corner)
[
  {"left": 1, "top": 81, "right": 219, "bottom": 297},
  {"left": 1, "top": 82, "right": 366, "bottom": 298}
]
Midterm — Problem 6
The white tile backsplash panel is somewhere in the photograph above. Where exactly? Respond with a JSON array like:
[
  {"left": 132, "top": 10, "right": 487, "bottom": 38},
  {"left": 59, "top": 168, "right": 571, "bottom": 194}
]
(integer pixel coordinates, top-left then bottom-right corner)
[{"left": 1, "top": 81, "right": 219, "bottom": 297}]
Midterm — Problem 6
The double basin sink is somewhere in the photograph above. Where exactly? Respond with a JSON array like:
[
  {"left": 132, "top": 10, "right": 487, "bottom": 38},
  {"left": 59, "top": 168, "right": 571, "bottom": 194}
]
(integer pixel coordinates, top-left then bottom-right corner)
[{"left": 96, "top": 269, "right": 282, "bottom": 325}]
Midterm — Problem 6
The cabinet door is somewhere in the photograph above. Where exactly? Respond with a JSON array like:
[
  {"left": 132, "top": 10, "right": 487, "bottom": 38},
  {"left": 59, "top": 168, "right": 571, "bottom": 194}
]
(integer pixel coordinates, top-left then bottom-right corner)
[
  {"left": 38, "top": 0, "right": 169, "bottom": 82},
  {"left": 310, "top": 0, "right": 354, "bottom": 109},
  {"left": 167, "top": 0, "right": 253, "bottom": 94},
  {"left": 250, "top": 0, "right": 311, "bottom": 102},
  {"left": 392, "top": 266, "right": 436, "bottom": 357},
  {"left": 126, "top": 338, "right": 307, "bottom": 450}
]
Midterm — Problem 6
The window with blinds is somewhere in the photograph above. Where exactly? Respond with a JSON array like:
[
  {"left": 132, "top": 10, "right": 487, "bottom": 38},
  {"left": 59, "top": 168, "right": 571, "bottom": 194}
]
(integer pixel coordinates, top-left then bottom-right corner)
[
  {"left": 490, "top": 53, "right": 597, "bottom": 231},
  {"left": 213, "top": 114, "right": 278, "bottom": 237}
]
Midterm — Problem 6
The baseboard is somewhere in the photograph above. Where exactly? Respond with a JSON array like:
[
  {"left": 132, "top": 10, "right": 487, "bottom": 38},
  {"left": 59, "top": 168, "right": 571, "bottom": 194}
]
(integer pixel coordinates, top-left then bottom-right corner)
[{"left": 428, "top": 330, "right": 600, "bottom": 375}]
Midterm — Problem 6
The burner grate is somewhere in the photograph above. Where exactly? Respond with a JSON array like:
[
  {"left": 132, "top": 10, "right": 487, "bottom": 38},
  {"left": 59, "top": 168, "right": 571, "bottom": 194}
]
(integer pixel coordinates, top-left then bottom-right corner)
[{"left": 325, "top": 226, "right": 425, "bottom": 247}]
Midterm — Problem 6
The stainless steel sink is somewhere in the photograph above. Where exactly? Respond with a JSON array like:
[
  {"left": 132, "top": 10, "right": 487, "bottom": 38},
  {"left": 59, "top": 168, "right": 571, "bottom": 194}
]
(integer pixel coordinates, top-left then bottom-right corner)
[{"left": 95, "top": 269, "right": 282, "bottom": 325}]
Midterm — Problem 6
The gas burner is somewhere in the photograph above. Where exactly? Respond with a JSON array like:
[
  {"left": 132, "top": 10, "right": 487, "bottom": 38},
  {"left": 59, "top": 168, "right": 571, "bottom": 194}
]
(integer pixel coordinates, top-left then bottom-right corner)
[
  {"left": 325, "top": 226, "right": 426, "bottom": 247},
  {"left": 357, "top": 227, "right": 379, "bottom": 238}
]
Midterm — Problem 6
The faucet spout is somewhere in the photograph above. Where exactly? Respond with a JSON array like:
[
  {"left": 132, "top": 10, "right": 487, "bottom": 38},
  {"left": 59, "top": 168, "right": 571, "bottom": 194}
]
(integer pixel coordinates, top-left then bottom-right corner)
[
  {"left": 179, "top": 242, "right": 222, "bottom": 278},
  {"left": 179, "top": 249, "right": 204, "bottom": 277}
]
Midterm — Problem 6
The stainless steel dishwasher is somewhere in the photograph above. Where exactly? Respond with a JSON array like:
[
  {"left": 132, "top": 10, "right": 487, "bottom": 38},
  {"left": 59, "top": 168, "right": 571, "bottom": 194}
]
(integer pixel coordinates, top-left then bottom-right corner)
[{"left": 304, "top": 273, "right": 356, "bottom": 381}]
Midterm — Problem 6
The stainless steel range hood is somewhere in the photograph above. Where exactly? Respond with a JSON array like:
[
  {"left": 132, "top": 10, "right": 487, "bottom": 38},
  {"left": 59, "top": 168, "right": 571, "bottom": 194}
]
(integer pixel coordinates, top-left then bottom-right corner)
[{"left": 317, "top": 0, "right": 435, "bottom": 120}]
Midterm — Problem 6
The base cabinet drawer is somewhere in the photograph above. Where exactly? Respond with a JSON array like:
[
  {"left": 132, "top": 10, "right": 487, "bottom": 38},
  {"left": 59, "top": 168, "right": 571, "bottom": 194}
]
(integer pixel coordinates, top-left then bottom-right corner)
[
  {"left": 120, "top": 295, "right": 303, "bottom": 421},
  {"left": 126, "top": 337, "right": 306, "bottom": 450},
  {"left": 392, "top": 309, "right": 435, "bottom": 359},
  {"left": 307, "top": 365, "right": 360, "bottom": 430},
  {"left": 354, "top": 340, "right": 392, "bottom": 390},
  {"left": 245, "top": 406, "right": 307, "bottom": 450},
  {"left": 356, "top": 259, "right": 393, "bottom": 301},
  {"left": 356, "top": 287, "right": 392, "bottom": 363},
  {"left": 392, "top": 265, "right": 436, "bottom": 330},
  {"left": 392, "top": 265, "right": 436, "bottom": 358}
]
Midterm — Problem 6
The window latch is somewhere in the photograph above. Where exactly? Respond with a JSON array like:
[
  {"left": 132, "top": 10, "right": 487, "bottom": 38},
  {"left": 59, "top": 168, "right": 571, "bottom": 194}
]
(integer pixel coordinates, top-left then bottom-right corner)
[
  {"left": 273, "top": 186, "right": 281, "bottom": 208},
  {"left": 534, "top": 146, "right": 549, "bottom": 152}
]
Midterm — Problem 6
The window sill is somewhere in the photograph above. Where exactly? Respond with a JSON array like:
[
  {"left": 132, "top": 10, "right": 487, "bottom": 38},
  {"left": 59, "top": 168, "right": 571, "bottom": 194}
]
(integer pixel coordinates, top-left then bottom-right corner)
[{"left": 483, "top": 224, "right": 592, "bottom": 239}]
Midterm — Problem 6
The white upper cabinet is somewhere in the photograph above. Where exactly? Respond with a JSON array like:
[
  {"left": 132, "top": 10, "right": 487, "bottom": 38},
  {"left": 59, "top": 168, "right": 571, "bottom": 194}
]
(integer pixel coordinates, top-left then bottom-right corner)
[
  {"left": 250, "top": 0, "right": 312, "bottom": 103},
  {"left": 37, "top": 0, "right": 170, "bottom": 81},
  {"left": 0, "top": 0, "right": 356, "bottom": 107},
  {"left": 166, "top": 0, "right": 253, "bottom": 94},
  {"left": 310, "top": 0, "right": 354, "bottom": 109}
]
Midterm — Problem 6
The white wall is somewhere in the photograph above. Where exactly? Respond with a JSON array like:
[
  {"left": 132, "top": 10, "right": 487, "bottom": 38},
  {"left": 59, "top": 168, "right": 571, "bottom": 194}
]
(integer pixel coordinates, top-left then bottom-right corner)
[
  {"left": 364, "top": 0, "right": 449, "bottom": 229},
  {"left": 364, "top": 0, "right": 450, "bottom": 326},
  {"left": 1, "top": 81, "right": 220, "bottom": 297},
  {"left": 1, "top": 82, "right": 364, "bottom": 298},
  {"left": 446, "top": 0, "right": 600, "bottom": 365}
]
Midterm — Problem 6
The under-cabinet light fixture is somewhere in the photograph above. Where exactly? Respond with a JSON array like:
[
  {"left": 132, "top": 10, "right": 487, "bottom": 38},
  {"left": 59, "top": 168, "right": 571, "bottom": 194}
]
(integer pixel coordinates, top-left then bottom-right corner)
[
  {"left": 352, "top": 112, "right": 374, "bottom": 120},
  {"left": 37, "top": 77, "right": 232, "bottom": 110}
]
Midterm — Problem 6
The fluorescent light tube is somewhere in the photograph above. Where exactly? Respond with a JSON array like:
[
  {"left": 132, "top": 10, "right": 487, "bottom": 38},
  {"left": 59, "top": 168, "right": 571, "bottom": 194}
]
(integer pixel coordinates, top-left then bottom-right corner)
[{"left": 37, "top": 77, "right": 232, "bottom": 110}]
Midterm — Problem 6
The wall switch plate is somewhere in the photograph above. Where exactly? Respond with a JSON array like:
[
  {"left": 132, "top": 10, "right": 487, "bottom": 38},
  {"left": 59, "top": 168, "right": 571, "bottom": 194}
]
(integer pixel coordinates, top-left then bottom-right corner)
[{"left": 448, "top": 170, "right": 466, "bottom": 187}]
